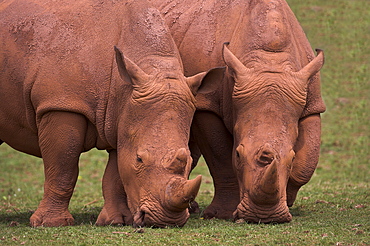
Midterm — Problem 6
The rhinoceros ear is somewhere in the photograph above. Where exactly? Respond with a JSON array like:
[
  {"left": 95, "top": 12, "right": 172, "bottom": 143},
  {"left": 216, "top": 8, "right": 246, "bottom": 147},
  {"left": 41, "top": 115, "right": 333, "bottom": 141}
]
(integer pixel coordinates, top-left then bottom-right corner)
[
  {"left": 114, "top": 46, "right": 150, "bottom": 86},
  {"left": 296, "top": 49, "right": 325, "bottom": 81},
  {"left": 222, "top": 42, "right": 251, "bottom": 79},
  {"left": 185, "top": 71, "right": 207, "bottom": 95},
  {"left": 185, "top": 67, "right": 226, "bottom": 96}
]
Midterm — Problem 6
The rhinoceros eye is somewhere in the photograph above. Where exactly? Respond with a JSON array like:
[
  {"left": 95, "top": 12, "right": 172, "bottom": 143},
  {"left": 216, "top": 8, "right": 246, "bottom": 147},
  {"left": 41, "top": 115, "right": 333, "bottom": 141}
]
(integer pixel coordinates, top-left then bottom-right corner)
[
  {"left": 136, "top": 155, "right": 143, "bottom": 163},
  {"left": 235, "top": 144, "right": 244, "bottom": 159},
  {"left": 136, "top": 149, "right": 149, "bottom": 166}
]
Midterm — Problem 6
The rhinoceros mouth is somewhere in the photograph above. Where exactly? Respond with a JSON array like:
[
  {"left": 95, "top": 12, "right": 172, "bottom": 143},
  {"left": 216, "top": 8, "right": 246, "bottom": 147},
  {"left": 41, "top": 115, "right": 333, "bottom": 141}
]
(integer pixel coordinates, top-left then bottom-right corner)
[
  {"left": 133, "top": 203, "right": 190, "bottom": 228},
  {"left": 233, "top": 198, "right": 292, "bottom": 224},
  {"left": 131, "top": 174, "right": 201, "bottom": 228}
]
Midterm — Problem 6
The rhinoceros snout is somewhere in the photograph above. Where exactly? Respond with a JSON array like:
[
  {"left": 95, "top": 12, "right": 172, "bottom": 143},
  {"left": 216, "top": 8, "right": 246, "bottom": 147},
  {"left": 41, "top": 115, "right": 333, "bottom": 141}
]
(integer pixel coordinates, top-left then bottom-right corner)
[
  {"left": 133, "top": 210, "right": 146, "bottom": 228},
  {"left": 132, "top": 205, "right": 189, "bottom": 228},
  {"left": 233, "top": 199, "right": 292, "bottom": 224}
]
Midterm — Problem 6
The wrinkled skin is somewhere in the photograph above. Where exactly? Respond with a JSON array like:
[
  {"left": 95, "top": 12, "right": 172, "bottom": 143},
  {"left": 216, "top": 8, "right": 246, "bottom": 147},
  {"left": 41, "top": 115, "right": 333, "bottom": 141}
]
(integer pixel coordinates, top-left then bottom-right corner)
[
  {"left": 225, "top": 44, "right": 324, "bottom": 223},
  {"left": 0, "top": 0, "right": 207, "bottom": 227},
  {"left": 150, "top": 0, "right": 326, "bottom": 222}
]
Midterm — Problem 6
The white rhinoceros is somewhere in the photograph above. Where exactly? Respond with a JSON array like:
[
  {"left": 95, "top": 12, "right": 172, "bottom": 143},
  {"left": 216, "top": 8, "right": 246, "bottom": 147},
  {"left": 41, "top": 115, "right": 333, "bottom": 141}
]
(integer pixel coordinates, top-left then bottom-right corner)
[
  {"left": 0, "top": 0, "right": 214, "bottom": 227},
  {"left": 149, "top": 0, "right": 326, "bottom": 223}
]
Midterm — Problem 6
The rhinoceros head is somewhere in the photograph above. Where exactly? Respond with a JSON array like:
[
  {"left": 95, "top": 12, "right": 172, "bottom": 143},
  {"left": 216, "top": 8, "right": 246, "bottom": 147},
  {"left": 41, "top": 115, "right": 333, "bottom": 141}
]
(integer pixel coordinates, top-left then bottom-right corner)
[
  {"left": 223, "top": 44, "right": 324, "bottom": 223},
  {"left": 113, "top": 47, "right": 206, "bottom": 227}
]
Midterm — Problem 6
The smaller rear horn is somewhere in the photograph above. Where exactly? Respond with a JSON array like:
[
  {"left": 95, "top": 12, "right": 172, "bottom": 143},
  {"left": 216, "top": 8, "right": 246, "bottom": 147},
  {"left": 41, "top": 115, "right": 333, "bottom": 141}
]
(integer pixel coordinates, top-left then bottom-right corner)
[
  {"left": 256, "top": 143, "right": 277, "bottom": 165},
  {"left": 165, "top": 148, "right": 192, "bottom": 175}
]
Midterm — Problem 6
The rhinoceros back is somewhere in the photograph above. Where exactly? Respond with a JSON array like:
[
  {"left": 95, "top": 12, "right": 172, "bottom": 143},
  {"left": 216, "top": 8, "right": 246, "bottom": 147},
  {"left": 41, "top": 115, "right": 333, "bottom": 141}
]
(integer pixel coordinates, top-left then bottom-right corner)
[
  {"left": 150, "top": 0, "right": 326, "bottom": 117},
  {"left": 0, "top": 0, "right": 125, "bottom": 132}
]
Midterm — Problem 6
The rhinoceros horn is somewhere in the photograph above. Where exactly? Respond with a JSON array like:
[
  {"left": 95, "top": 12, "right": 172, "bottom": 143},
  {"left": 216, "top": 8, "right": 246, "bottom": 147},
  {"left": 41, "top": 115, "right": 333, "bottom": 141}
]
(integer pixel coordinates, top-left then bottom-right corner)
[
  {"left": 165, "top": 175, "right": 202, "bottom": 212},
  {"left": 260, "top": 159, "right": 279, "bottom": 196},
  {"left": 165, "top": 148, "right": 191, "bottom": 175}
]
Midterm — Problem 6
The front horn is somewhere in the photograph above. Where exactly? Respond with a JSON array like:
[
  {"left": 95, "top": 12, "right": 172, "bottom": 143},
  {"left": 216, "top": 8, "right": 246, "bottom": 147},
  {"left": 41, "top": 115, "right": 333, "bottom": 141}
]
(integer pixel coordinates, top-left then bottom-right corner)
[{"left": 165, "top": 175, "right": 202, "bottom": 212}]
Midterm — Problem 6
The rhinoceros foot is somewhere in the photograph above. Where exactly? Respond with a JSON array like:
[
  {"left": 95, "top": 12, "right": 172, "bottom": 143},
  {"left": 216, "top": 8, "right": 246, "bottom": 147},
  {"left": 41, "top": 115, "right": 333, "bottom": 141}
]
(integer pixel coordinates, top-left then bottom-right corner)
[
  {"left": 202, "top": 189, "right": 239, "bottom": 220},
  {"left": 96, "top": 206, "right": 133, "bottom": 226},
  {"left": 286, "top": 183, "right": 301, "bottom": 207},
  {"left": 188, "top": 200, "right": 200, "bottom": 214},
  {"left": 30, "top": 208, "right": 74, "bottom": 227},
  {"left": 203, "top": 202, "right": 237, "bottom": 220}
]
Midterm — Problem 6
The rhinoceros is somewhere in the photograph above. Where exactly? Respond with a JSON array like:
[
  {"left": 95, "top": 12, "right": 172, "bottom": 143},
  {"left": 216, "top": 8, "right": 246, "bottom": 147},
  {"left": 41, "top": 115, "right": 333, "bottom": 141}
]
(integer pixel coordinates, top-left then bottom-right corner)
[
  {"left": 149, "top": 0, "right": 326, "bottom": 223},
  {"left": 0, "top": 0, "right": 212, "bottom": 227}
]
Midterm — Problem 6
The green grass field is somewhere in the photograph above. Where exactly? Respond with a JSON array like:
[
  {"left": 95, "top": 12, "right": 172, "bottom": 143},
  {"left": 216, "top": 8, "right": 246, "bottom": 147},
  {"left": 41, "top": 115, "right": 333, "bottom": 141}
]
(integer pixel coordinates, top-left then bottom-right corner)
[{"left": 1, "top": 0, "right": 369, "bottom": 245}]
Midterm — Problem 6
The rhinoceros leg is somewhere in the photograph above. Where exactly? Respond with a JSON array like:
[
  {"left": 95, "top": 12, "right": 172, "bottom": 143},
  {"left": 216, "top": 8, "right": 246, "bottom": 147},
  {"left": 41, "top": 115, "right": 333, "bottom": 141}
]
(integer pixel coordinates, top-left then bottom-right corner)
[
  {"left": 191, "top": 111, "right": 239, "bottom": 220},
  {"left": 188, "top": 139, "right": 202, "bottom": 214},
  {"left": 30, "top": 111, "right": 87, "bottom": 227},
  {"left": 96, "top": 149, "right": 133, "bottom": 226},
  {"left": 287, "top": 114, "right": 321, "bottom": 207}
]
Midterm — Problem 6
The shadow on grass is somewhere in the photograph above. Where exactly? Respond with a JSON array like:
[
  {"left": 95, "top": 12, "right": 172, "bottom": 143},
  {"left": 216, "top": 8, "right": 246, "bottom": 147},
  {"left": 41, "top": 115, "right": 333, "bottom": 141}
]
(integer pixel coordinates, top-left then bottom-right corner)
[
  {"left": 289, "top": 206, "right": 307, "bottom": 217},
  {"left": 0, "top": 208, "right": 101, "bottom": 226},
  {"left": 0, "top": 211, "right": 32, "bottom": 226}
]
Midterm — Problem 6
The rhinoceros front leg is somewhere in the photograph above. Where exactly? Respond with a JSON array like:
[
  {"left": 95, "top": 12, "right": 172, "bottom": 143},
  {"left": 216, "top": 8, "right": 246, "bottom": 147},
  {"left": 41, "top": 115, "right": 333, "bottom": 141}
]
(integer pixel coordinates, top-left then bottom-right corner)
[
  {"left": 96, "top": 149, "right": 133, "bottom": 226},
  {"left": 191, "top": 111, "right": 239, "bottom": 220},
  {"left": 30, "top": 111, "right": 87, "bottom": 227},
  {"left": 188, "top": 138, "right": 202, "bottom": 214},
  {"left": 287, "top": 114, "right": 321, "bottom": 207}
]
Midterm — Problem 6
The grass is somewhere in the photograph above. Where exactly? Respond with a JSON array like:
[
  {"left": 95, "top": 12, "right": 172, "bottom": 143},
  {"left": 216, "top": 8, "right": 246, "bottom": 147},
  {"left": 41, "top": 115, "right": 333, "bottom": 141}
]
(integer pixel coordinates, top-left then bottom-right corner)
[{"left": 1, "top": 0, "right": 369, "bottom": 245}]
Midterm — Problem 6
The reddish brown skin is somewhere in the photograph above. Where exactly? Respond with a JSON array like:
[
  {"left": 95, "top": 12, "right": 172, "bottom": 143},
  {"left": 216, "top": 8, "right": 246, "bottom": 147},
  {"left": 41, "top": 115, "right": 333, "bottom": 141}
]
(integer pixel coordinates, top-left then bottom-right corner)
[
  {"left": 150, "top": 0, "right": 326, "bottom": 223},
  {"left": 0, "top": 0, "right": 209, "bottom": 227}
]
